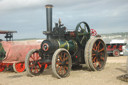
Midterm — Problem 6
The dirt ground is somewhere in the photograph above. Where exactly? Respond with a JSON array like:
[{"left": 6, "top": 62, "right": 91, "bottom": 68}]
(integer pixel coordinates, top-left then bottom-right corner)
[{"left": 0, "top": 56, "right": 128, "bottom": 85}]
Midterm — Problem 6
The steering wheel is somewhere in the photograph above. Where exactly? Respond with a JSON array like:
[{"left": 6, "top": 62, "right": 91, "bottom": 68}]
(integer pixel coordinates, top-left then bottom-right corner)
[{"left": 75, "top": 21, "right": 90, "bottom": 46}]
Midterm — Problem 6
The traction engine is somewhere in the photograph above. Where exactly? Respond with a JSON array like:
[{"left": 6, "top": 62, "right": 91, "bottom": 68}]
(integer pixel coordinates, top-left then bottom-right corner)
[{"left": 25, "top": 4, "right": 107, "bottom": 78}]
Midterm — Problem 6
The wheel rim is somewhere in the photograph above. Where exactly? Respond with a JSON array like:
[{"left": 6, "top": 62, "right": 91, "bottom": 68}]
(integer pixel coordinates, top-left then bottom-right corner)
[
  {"left": 0, "top": 63, "right": 4, "bottom": 72},
  {"left": 15, "top": 62, "right": 25, "bottom": 72},
  {"left": 55, "top": 51, "right": 70, "bottom": 77},
  {"left": 91, "top": 39, "right": 106, "bottom": 70},
  {"left": 114, "top": 51, "right": 119, "bottom": 56},
  {"left": 29, "top": 51, "right": 43, "bottom": 74}
]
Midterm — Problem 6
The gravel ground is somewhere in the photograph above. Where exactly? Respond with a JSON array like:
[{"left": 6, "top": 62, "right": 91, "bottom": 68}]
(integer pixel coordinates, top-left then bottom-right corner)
[{"left": 0, "top": 56, "right": 128, "bottom": 85}]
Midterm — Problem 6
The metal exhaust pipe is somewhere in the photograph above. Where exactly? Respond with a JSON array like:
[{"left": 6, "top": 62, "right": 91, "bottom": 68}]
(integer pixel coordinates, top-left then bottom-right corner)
[{"left": 45, "top": 4, "right": 53, "bottom": 39}]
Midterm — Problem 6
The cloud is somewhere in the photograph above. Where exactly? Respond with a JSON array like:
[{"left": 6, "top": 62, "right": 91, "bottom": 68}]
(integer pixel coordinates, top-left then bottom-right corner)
[
  {"left": 0, "top": 0, "right": 92, "bottom": 12},
  {"left": 0, "top": 0, "right": 46, "bottom": 13},
  {"left": 0, "top": 0, "right": 128, "bottom": 39},
  {"left": 1, "top": 0, "right": 128, "bottom": 17}
]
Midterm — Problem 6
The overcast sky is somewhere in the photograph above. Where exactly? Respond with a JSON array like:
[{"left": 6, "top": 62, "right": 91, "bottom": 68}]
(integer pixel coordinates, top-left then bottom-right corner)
[{"left": 0, "top": 0, "right": 128, "bottom": 40}]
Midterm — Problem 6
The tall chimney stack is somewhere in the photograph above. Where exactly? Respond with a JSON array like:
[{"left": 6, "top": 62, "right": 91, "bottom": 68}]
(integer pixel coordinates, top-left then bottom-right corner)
[{"left": 45, "top": 4, "right": 53, "bottom": 40}]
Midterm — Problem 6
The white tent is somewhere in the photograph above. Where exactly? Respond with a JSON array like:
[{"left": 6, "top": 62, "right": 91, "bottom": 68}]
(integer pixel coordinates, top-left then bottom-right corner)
[{"left": 110, "top": 39, "right": 127, "bottom": 44}]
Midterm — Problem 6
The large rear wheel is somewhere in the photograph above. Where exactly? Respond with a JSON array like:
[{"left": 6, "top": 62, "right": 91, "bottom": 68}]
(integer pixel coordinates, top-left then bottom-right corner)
[
  {"left": 52, "top": 48, "right": 72, "bottom": 79},
  {"left": 25, "top": 49, "right": 45, "bottom": 76},
  {"left": 85, "top": 37, "right": 107, "bottom": 71}
]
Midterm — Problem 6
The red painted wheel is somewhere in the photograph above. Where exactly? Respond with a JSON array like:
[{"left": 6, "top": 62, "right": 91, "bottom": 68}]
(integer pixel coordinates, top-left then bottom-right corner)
[
  {"left": 52, "top": 48, "right": 72, "bottom": 79},
  {"left": 0, "top": 63, "right": 5, "bottom": 72},
  {"left": 90, "top": 29, "right": 97, "bottom": 36},
  {"left": 13, "top": 62, "right": 25, "bottom": 72},
  {"left": 25, "top": 49, "right": 45, "bottom": 76},
  {"left": 113, "top": 49, "right": 120, "bottom": 57},
  {"left": 85, "top": 37, "right": 107, "bottom": 71}
]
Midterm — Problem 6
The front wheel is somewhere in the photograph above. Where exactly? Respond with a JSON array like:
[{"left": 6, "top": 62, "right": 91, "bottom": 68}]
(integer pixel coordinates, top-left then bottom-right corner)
[
  {"left": 52, "top": 48, "right": 72, "bottom": 79},
  {"left": 25, "top": 49, "right": 45, "bottom": 76}
]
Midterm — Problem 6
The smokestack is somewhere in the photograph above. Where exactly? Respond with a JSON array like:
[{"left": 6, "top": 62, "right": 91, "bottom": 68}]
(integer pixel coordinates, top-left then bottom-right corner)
[{"left": 45, "top": 4, "right": 53, "bottom": 40}]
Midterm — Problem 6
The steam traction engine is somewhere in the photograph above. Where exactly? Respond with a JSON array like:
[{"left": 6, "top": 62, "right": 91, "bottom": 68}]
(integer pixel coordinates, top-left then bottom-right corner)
[{"left": 25, "top": 5, "right": 107, "bottom": 78}]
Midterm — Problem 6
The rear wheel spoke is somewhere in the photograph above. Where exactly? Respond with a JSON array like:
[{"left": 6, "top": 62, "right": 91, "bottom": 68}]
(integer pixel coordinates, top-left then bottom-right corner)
[
  {"left": 63, "top": 67, "right": 66, "bottom": 74},
  {"left": 93, "top": 57, "right": 97, "bottom": 62},
  {"left": 98, "top": 48, "right": 104, "bottom": 52},
  {"left": 100, "top": 57, "right": 104, "bottom": 61},
  {"left": 97, "top": 41, "right": 101, "bottom": 50},
  {"left": 66, "top": 61, "right": 69, "bottom": 64},
  {"left": 65, "top": 66, "right": 68, "bottom": 70},
  {"left": 92, "top": 53, "right": 96, "bottom": 56},
  {"left": 93, "top": 43, "right": 96, "bottom": 50}
]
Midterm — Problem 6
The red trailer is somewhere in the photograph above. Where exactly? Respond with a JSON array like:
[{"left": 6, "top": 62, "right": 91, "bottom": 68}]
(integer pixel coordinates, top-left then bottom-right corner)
[
  {"left": 0, "top": 30, "right": 42, "bottom": 72},
  {"left": 106, "top": 43, "right": 126, "bottom": 57},
  {"left": 0, "top": 40, "right": 41, "bottom": 72}
]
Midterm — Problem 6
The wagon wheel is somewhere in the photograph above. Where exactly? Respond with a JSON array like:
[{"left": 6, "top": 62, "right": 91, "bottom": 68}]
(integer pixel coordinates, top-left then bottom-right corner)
[
  {"left": 0, "top": 63, "right": 5, "bottom": 72},
  {"left": 85, "top": 37, "right": 107, "bottom": 71},
  {"left": 75, "top": 21, "right": 90, "bottom": 46},
  {"left": 13, "top": 62, "right": 25, "bottom": 72},
  {"left": 113, "top": 49, "right": 120, "bottom": 57},
  {"left": 52, "top": 48, "right": 72, "bottom": 79},
  {"left": 25, "top": 49, "right": 45, "bottom": 76}
]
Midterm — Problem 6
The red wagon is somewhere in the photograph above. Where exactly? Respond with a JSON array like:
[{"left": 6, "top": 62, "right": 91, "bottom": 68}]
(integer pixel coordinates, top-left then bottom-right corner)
[
  {"left": 0, "top": 40, "right": 42, "bottom": 72},
  {"left": 106, "top": 43, "right": 126, "bottom": 57},
  {"left": 0, "top": 30, "right": 42, "bottom": 72}
]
